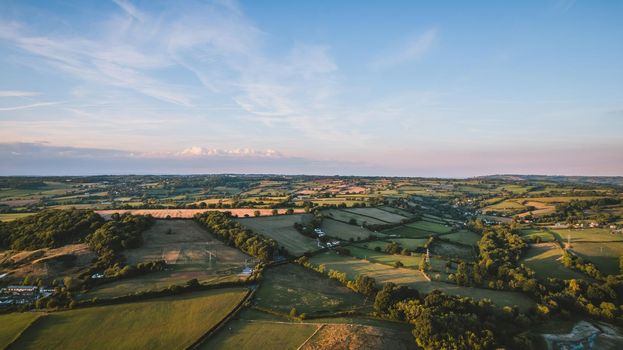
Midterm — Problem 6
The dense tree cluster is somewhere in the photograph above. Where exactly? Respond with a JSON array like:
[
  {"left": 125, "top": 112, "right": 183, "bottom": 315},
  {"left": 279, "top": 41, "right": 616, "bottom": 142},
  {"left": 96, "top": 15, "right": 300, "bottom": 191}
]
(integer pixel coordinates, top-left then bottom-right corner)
[
  {"left": 0, "top": 209, "right": 103, "bottom": 250},
  {"left": 87, "top": 213, "right": 154, "bottom": 269},
  {"left": 393, "top": 291, "right": 532, "bottom": 350},
  {"left": 194, "top": 211, "right": 283, "bottom": 261}
]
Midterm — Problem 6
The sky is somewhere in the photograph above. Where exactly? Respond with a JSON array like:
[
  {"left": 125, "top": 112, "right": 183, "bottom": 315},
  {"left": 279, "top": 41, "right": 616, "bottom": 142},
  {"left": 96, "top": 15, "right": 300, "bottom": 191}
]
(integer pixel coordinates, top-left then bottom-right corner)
[{"left": 0, "top": 0, "right": 622, "bottom": 177}]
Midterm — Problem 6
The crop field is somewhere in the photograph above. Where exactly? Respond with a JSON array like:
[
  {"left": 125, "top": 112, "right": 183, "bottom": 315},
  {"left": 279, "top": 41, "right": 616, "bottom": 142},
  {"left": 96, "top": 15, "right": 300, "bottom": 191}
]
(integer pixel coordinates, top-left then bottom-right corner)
[
  {"left": 319, "top": 218, "right": 378, "bottom": 241},
  {"left": 548, "top": 228, "right": 623, "bottom": 243},
  {"left": 0, "top": 312, "right": 43, "bottom": 348},
  {"left": 520, "top": 244, "right": 584, "bottom": 280},
  {"left": 254, "top": 264, "right": 367, "bottom": 315},
  {"left": 236, "top": 214, "right": 317, "bottom": 255},
  {"left": 322, "top": 209, "right": 386, "bottom": 225},
  {"left": 441, "top": 230, "right": 481, "bottom": 246},
  {"left": 340, "top": 207, "right": 409, "bottom": 223},
  {"left": 10, "top": 288, "right": 249, "bottom": 350},
  {"left": 202, "top": 319, "right": 319, "bottom": 350},
  {"left": 345, "top": 246, "right": 423, "bottom": 269},
  {"left": 95, "top": 208, "right": 305, "bottom": 219}
]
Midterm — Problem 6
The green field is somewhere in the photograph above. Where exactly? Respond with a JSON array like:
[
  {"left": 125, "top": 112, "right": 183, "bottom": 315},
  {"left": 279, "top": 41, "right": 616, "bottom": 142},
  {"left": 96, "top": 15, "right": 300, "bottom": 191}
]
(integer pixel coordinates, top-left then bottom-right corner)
[
  {"left": 519, "top": 229, "right": 558, "bottom": 243},
  {"left": 201, "top": 319, "right": 318, "bottom": 350},
  {"left": 309, "top": 251, "right": 429, "bottom": 286},
  {"left": 340, "top": 207, "right": 408, "bottom": 223},
  {"left": 442, "top": 230, "right": 481, "bottom": 246},
  {"left": 520, "top": 244, "right": 585, "bottom": 280},
  {"left": 236, "top": 214, "right": 318, "bottom": 255},
  {"left": 254, "top": 263, "right": 367, "bottom": 314},
  {"left": 405, "top": 220, "right": 453, "bottom": 235},
  {"left": 11, "top": 288, "right": 248, "bottom": 350},
  {"left": 86, "top": 267, "right": 241, "bottom": 299},
  {"left": 572, "top": 242, "right": 623, "bottom": 275},
  {"left": 345, "top": 246, "right": 423, "bottom": 269},
  {"left": 0, "top": 312, "right": 43, "bottom": 348},
  {"left": 320, "top": 218, "right": 377, "bottom": 241},
  {"left": 322, "top": 209, "right": 386, "bottom": 225},
  {"left": 310, "top": 252, "right": 533, "bottom": 311},
  {"left": 357, "top": 238, "right": 428, "bottom": 252},
  {"left": 429, "top": 241, "right": 475, "bottom": 260}
]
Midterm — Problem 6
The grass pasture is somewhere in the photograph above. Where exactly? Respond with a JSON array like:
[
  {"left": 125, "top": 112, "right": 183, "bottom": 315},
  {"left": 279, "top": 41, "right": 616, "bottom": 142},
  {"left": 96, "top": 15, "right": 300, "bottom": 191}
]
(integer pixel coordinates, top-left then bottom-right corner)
[
  {"left": 520, "top": 244, "right": 584, "bottom": 280},
  {"left": 519, "top": 228, "right": 558, "bottom": 243},
  {"left": 320, "top": 218, "right": 378, "bottom": 241},
  {"left": 345, "top": 246, "right": 423, "bottom": 269},
  {"left": 310, "top": 252, "right": 533, "bottom": 311},
  {"left": 442, "top": 230, "right": 481, "bottom": 246},
  {"left": 429, "top": 241, "right": 475, "bottom": 260},
  {"left": 87, "top": 220, "right": 249, "bottom": 298},
  {"left": 202, "top": 320, "right": 319, "bottom": 350},
  {"left": 405, "top": 220, "right": 453, "bottom": 235},
  {"left": 0, "top": 312, "right": 43, "bottom": 348},
  {"left": 309, "top": 251, "right": 429, "bottom": 286},
  {"left": 236, "top": 214, "right": 317, "bottom": 255},
  {"left": 572, "top": 242, "right": 623, "bottom": 275},
  {"left": 254, "top": 263, "right": 366, "bottom": 315},
  {"left": 340, "top": 207, "right": 409, "bottom": 223},
  {"left": 322, "top": 209, "right": 386, "bottom": 226},
  {"left": 10, "top": 288, "right": 249, "bottom": 350}
]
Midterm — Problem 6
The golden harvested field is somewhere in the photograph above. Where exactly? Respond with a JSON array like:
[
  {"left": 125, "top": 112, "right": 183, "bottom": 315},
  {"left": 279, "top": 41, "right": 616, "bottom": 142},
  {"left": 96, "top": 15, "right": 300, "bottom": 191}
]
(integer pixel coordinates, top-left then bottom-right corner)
[
  {"left": 95, "top": 208, "right": 305, "bottom": 219},
  {"left": 0, "top": 244, "right": 95, "bottom": 284},
  {"left": 301, "top": 323, "right": 416, "bottom": 350}
]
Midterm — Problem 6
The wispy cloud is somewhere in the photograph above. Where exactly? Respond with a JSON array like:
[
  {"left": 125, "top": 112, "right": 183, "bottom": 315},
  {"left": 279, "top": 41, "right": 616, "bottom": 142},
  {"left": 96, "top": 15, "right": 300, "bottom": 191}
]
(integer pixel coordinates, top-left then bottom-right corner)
[
  {"left": 371, "top": 29, "right": 437, "bottom": 70},
  {"left": 0, "top": 101, "right": 62, "bottom": 111},
  {"left": 0, "top": 90, "right": 39, "bottom": 97}
]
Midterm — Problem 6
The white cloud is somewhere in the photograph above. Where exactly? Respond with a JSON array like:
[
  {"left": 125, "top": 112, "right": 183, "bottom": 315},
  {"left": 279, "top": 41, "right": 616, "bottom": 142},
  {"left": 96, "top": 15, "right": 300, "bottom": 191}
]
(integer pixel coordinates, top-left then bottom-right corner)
[
  {"left": 0, "top": 101, "right": 62, "bottom": 111},
  {"left": 0, "top": 90, "right": 39, "bottom": 97},
  {"left": 179, "top": 146, "right": 282, "bottom": 158},
  {"left": 371, "top": 29, "right": 437, "bottom": 70}
]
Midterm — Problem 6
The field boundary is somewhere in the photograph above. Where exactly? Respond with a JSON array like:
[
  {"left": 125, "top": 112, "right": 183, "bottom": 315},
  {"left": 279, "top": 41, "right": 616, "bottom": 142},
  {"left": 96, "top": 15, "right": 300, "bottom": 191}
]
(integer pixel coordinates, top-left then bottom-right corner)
[
  {"left": 296, "top": 324, "right": 325, "bottom": 350},
  {"left": 185, "top": 287, "right": 255, "bottom": 350},
  {"left": 5, "top": 313, "right": 48, "bottom": 350}
]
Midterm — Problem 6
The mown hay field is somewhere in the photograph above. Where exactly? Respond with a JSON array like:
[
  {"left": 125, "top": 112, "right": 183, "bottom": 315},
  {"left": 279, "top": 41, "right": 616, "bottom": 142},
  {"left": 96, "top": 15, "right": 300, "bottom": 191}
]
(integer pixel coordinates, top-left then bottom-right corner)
[
  {"left": 202, "top": 320, "right": 319, "bottom": 350},
  {"left": 11, "top": 288, "right": 248, "bottom": 350}
]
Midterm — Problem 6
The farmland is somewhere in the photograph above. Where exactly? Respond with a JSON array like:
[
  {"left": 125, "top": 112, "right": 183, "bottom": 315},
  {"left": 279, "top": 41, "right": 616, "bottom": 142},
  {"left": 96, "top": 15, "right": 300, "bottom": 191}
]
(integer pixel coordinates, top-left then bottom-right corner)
[
  {"left": 320, "top": 218, "right": 378, "bottom": 241},
  {"left": 0, "top": 312, "right": 43, "bottom": 348},
  {"left": 87, "top": 220, "right": 249, "bottom": 298},
  {"left": 10, "top": 288, "right": 248, "bottom": 349},
  {"left": 254, "top": 264, "right": 367, "bottom": 315},
  {"left": 520, "top": 243, "right": 585, "bottom": 280},
  {"left": 95, "top": 208, "right": 305, "bottom": 219},
  {"left": 235, "top": 214, "right": 317, "bottom": 255}
]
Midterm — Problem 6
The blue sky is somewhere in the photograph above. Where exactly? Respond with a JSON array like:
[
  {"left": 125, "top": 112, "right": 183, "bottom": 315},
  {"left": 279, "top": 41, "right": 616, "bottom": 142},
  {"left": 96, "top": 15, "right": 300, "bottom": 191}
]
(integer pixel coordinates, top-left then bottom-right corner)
[{"left": 0, "top": 0, "right": 621, "bottom": 176}]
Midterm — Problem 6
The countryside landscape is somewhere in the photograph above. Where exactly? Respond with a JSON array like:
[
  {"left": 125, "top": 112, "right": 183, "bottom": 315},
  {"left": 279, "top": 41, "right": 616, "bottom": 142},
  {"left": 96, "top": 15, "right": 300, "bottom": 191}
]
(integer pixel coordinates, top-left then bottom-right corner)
[
  {"left": 1, "top": 175, "right": 623, "bottom": 349},
  {"left": 1, "top": 0, "right": 622, "bottom": 349}
]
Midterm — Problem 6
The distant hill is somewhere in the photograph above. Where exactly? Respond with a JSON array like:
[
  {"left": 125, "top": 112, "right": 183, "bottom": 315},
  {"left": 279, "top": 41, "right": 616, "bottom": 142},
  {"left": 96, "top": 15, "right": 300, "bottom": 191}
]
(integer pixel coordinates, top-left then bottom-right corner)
[{"left": 479, "top": 175, "right": 623, "bottom": 186}]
